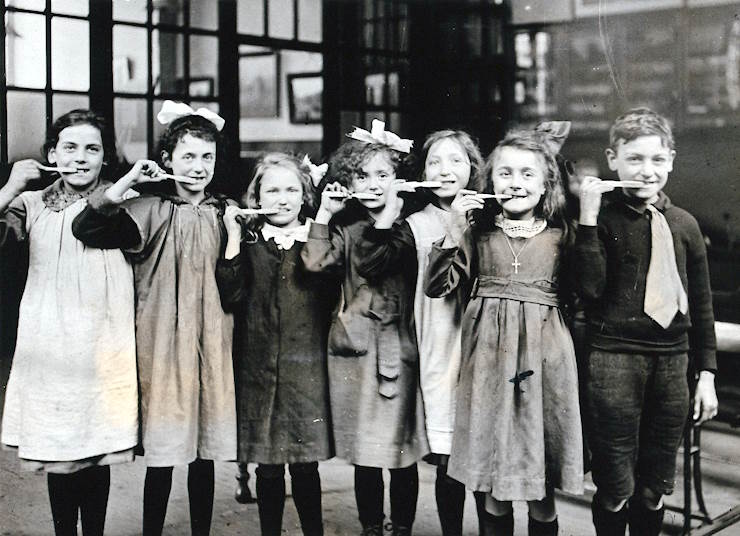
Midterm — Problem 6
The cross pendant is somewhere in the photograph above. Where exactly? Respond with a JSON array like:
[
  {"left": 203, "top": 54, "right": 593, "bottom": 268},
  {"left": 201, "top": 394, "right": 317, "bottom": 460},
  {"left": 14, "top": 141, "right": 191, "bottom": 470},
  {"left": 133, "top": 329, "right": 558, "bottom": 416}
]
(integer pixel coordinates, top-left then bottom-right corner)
[{"left": 512, "top": 258, "right": 521, "bottom": 274}]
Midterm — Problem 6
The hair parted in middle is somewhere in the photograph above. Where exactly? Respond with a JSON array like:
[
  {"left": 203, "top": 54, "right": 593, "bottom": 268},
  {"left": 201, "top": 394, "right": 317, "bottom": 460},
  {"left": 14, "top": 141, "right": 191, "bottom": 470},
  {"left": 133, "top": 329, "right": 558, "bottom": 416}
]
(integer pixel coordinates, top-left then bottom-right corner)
[
  {"left": 245, "top": 151, "right": 318, "bottom": 225},
  {"left": 472, "top": 129, "right": 567, "bottom": 231}
]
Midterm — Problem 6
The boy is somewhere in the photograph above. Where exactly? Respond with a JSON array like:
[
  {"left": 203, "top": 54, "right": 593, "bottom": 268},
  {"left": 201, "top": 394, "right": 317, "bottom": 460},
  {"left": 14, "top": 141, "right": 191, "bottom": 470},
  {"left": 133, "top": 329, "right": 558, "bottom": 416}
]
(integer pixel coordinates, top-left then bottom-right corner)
[{"left": 575, "top": 108, "right": 718, "bottom": 536}]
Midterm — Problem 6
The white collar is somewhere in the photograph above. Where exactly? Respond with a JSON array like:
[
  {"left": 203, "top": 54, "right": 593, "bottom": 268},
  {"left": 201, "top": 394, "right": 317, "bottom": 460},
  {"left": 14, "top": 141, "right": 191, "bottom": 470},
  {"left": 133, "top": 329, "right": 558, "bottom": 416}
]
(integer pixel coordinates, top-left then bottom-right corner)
[
  {"left": 261, "top": 220, "right": 311, "bottom": 250},
  {"left": 495, "top": 215, "right": 547, "bottom": 238}
]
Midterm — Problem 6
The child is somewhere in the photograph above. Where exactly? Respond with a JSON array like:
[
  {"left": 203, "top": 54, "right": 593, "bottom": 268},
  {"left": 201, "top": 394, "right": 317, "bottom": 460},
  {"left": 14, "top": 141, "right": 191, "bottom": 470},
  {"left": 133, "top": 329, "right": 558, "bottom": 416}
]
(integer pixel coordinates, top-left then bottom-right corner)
[
  {"left": 0, "top": 110, "right": 138, "bottom": 535},
  {"left": 216, "top": 152, "right": 336, "bottom": 536},
  {"left": 576, "top": 108, "right": 718, "bottom": 536},
  {"left": 425, "top": 129, "right": 584, "bottom": 536},
  {"left": 368, "top": 129, "right": 484, "bottom": 536},
  {"left": 72, "top": 101, "right": 237, "bottom": 536},
  {"left": 301, "top": 121, "right": 429, "bottom": 536}
]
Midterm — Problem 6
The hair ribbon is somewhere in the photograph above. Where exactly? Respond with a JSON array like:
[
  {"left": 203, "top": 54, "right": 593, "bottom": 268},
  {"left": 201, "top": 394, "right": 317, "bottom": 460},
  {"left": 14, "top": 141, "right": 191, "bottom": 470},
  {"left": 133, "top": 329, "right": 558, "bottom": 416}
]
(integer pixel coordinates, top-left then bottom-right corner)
[
  {"left": 156, "top": 100, "right": 226, "bottom": 131},
  {"left": 347, "top": 119, "right": 413, "bottom": 153},
  {"left": 302, "top": 155, "right": 328, "bottom": 187}
]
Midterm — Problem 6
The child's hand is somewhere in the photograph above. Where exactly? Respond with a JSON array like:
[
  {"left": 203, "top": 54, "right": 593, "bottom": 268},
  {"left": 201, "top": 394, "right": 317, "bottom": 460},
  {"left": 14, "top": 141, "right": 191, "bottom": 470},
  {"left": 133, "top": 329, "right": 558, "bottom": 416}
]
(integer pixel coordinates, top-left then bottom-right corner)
[
  {"left": 374, "top": 179, "right": 409, "bottom": 229},
  {"left": 223, "top": 205, "right": 244, "bottom": 237},
  {"left": 316, "top": 182, "right": 349, "bottom": 224},
  {"left": 694, "top": 371, "right": 719, "bottom": 425},
  {"left": 579, "top": 176, "right": 614, "bottom": 226},
  {"left": 5, "top": 159, "right": 42, "bottom": 194},
  {"left": 121, "top": 159, "right": 165, "bottom": 186},
  {"left": 450, "top": 189, "right": 485, "bottom": 217}
]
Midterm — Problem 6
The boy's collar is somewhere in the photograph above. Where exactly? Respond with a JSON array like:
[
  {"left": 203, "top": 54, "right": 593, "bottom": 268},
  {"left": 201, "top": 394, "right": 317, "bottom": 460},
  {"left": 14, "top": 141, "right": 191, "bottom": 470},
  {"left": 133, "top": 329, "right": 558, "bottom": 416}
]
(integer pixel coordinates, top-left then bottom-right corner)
[{"left": 620, "top": 190, "right": 672, "bottom": 215}]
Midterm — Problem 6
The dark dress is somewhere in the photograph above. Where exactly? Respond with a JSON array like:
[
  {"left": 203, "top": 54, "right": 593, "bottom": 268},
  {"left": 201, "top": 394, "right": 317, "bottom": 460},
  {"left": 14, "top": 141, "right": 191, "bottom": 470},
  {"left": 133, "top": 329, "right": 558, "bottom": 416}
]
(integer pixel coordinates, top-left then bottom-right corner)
[
  {"left": 216, "top": 232, "right": 337, "bottom": 464},
  {"left": 301, "top": 218, "right": 429, "bottom": 468}
]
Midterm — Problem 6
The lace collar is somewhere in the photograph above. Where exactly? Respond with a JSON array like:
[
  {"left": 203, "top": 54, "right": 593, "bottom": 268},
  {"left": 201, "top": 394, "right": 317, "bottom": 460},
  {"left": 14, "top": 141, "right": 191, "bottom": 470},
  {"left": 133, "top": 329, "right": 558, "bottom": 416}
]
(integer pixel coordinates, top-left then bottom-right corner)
[
  {"left": 42, "top": 179, "right": 111, "bottom": 212},
  {"left": 495, "top": 214, "right": 547, "bottom": 238}
]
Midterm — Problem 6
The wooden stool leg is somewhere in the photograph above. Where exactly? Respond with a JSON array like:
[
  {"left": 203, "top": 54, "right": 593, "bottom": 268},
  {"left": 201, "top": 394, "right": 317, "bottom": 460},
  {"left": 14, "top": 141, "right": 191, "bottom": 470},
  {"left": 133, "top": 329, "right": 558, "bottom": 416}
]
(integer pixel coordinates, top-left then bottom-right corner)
[
  {"left": 683, "top": 419, "right": 692, "bottom": 535},
  {"left": 235, "top": 462, "right": 256, "bottom": 504},
  {"left": 692, "top": 426, "right": 712, "bottom": 522}
]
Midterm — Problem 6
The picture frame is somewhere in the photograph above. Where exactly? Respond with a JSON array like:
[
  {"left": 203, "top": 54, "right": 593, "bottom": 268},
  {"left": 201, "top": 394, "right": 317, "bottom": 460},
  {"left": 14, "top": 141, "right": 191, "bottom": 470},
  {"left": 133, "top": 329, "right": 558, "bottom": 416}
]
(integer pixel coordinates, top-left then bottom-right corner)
[
  {"left": 188, "top": 77, "right": 214, "bottom": 97},
  {"left": 574, "top": 0, "right": 680, "bottom": 16},
  {"left": 239, "top": 51, "right": 281, "bottom": 119},
  {"left": 287, "top": 73, "right": 322, "bottom": 124}
]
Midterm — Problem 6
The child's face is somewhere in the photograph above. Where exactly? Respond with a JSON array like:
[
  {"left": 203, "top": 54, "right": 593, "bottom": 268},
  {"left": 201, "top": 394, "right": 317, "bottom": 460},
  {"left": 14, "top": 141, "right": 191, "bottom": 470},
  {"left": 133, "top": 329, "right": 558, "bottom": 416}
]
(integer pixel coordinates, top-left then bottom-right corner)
[
  {"left": 47, "top": 124, "right": 104, "bottom": 191},
  {"left": 492, "top": 147, "right": 546, "bottom": 220},
  {"left": 606, "top": 135, "right": 675, "bottom": 205},
  {"left": 258, "top": 167, "right": 304, "bottom": 228},
  {"left": 351, "top": 152, "right": 396, "bottom": 213},
  {"left": 424, "top": 138, "right": 471, "bottom": 199},
  {"left": 163, "top": 134, "right": 216, "bottom": 194}
]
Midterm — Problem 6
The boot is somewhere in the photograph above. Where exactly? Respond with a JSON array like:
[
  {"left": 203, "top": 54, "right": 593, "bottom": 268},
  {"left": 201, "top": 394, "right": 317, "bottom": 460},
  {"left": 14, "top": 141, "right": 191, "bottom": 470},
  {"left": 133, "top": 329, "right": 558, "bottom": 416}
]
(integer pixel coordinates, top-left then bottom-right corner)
[
  {"left": 528, "top": 516, "right": 558, "bottom": 536},
  {"left": 591, "top": 499, "right": 628, "bottom": 536},
  {"left": 628, "top": 499, "right": 665, "bottom": 536},
  {"left": 360, "top": 524, "right": 383, "bottom": 536},
  {"left": 385, "top": 522, "right": 412, "bottom": 536}
]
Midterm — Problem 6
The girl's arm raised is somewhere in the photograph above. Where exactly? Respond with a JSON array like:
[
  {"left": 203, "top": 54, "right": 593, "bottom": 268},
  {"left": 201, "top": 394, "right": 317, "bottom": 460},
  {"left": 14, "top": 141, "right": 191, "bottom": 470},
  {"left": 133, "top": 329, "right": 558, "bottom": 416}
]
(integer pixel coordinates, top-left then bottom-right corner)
[
  {"left": 215, "top": 205, "right": 249, "bottom": 309},
  {"left": 355, "top": 220, "right": 416, "bottom": 279},
  {"left": 0, "top": 160, "right": 42, "bottom": 246},
  {"left": 301, "top": 221, "right": 346, "bottom": 275},
  {"left": 72, "top": 160, "right": 163, "bottom": 250},
  {"left": 424, "top": 226, "right": 476, "bottom": 298}
]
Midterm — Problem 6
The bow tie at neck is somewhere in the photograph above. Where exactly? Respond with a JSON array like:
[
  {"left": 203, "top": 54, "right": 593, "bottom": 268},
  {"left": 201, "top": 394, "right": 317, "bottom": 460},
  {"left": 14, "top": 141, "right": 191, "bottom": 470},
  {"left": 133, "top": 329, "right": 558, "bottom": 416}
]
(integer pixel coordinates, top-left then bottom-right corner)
[{"left": 261, "top": 221, "right": 311, "bottom": 250}]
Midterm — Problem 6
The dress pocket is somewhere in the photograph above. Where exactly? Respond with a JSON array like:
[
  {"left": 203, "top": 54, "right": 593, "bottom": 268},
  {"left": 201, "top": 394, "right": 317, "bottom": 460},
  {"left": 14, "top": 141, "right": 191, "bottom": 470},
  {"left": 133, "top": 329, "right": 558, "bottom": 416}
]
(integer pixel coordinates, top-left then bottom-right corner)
[{"left": 328, "top": 285, "right": 374, "bottom": 357}]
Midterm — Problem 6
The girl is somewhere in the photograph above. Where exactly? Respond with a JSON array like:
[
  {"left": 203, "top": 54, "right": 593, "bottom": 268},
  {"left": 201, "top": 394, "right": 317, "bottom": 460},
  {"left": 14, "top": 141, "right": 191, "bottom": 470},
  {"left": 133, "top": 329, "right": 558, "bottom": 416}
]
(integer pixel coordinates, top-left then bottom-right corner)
[
  {"left": 425, "top": 130, "right": 584, "bottom": 536},
  {"left": 0, "top": 110, "right": 138, "bottom": 535},
  {"left": 216, "top": 152, "right": 336, "bottom": 536},
  {"left": 301, "top": 121, "right": 429, "bottom": 536},
  {"left": 373, "top": 129, "right": 485, "bottom": 536},
  {"left": 71, "top": 101, "right": 237, "bottom": 536}
]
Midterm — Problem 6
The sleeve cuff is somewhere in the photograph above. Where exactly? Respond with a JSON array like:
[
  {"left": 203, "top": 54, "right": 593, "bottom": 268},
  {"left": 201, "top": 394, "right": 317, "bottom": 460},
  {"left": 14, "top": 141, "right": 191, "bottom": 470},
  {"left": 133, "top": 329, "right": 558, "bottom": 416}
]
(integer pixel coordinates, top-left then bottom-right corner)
[
  {"left": 363, "top": 226, "right": 393, "bottom": 242},
  {"left": 88, "top": 188, "right": 123, "bottom": 216},
  {"left": 308, "top": 221, "right": 330, "bottom": 239}
]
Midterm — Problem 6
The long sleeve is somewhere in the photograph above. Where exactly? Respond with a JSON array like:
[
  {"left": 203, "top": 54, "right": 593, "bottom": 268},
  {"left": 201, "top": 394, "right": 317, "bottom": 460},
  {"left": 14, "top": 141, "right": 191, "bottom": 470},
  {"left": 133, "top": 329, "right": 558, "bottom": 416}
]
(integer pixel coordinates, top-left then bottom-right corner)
[
  {"left": 0, "top": 196, "right": 28, "bottom": 247},
  {"left": 424, "top": 227, "right": 476, "bottom": 298},
  {"left": 215, "top": 252, "right": 249, "bottom": 311},
  {"left": 684, "top": 219, "right": 717, "bottom": 372},
  {"left": 301, "top": 221, "right": 346, "bottom": 275},
  {"left": 574, "top": 223, "right": 607, "bottom": 301},
  {"left": 355, "top": 221, "right": 416, "bottom": 280},
  {"left": 71, "top": 189, "right": 141, "bottom": 250}
]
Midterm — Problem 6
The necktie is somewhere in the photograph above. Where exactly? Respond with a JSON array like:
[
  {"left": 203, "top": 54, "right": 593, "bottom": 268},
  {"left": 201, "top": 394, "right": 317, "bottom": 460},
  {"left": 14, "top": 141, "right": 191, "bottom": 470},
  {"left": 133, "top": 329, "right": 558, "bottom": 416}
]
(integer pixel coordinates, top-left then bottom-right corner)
[{"left": 644, "top": 204, "right": 689, "bottom": 328}]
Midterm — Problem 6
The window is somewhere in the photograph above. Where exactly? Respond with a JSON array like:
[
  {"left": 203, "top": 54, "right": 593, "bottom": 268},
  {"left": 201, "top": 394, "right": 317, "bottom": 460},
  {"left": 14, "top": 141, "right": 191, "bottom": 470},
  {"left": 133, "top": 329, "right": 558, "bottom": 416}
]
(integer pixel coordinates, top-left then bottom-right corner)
[{"left": 2, "top": 0, "right": 91, "bottom": 161}]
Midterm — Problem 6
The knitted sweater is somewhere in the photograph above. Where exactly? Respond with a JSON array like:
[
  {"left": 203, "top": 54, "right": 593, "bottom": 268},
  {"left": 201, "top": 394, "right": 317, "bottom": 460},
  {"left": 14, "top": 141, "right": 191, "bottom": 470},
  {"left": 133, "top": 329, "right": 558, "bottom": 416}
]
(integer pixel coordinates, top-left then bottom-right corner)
[{"left": 574, "top": 192, "right": 716, "bottom": 371}]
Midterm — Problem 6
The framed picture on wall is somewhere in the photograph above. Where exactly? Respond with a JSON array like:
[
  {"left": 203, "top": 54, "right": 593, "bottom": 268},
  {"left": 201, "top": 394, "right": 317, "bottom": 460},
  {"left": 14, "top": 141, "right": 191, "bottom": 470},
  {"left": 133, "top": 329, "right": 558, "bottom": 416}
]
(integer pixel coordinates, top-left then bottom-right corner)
[
  {"left": 239, "top": 51, "right": 280, "bottom": 118},
  {"left": 575, "top": 0, "right": 680, "bottom": 16},
  {"left": 288, "top": 73, "right": 322, "bottom": 124}
]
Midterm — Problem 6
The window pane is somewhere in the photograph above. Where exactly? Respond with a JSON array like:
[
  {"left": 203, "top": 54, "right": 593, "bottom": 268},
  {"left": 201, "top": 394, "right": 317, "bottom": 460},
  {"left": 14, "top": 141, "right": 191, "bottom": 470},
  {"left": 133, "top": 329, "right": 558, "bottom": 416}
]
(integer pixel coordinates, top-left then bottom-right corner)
[
  {"left": 53, "top": 93, "right": 89, "bottom": 119},
  {"left": 190, "top": 0, "right": 218, "bottom": 30},
  {"left": 51, "top": 17, "right": 89, "bottom": 91},
  {"left": 239, "top": 51, "right": 280, "bottom": 118},
  {"left": 51, "top": 0, "right": 88, "bottom": 17},
  {"left": 113, "top": 0, "right": 148, "bottom": 23},
  {"left": 152, "top": 31, "right": 185, "bottom": 95},
  {"left": 190, "top": 35, "right": 218, "bottom": 97},
  {"left": 5, "top": 12, "right": 46, "bottom": 89},
  {"left": 114, "top": 25, "right": 148, "bottom": 94},
  {"left": 189, "top": 101, "right": 219, "bottom": 114},
  {"left": 5, "top": 0, "right": 45, "bottom": 11},
  {"left": 153, "top": 1, "right": 184, "bottom": 26},
  {"left": 268, "top": 0, "right": 293, "bottom": 39},
  {"left": 115, "top": 98, "right": 149, "bottom": 163},
  {"left": 237, "top": 0, "right": 264, "bottom": 35},
  {"left": 339, "top": 110, "right": 361, "bottom": 139},
  {"left": 7, "top": 91, "right": 46, "bottom": 161},
  {"left": 298, "top": 0, "right": 322, "bottom": 42}
]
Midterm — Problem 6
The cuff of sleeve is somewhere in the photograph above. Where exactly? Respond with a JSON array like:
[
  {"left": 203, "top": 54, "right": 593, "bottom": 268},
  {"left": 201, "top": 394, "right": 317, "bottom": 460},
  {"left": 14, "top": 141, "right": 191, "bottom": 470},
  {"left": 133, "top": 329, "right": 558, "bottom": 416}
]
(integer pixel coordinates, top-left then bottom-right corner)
[
  {"left": 88, "top": 189, "right": 123, "bottom": 215},
  {"left": 696, "top": 351, "right": 718, "bottom": 374},
  {"left": 218, "top": 254, "right": 242, "bottom": 269},
  {"left": 308, "top": 221, "right": 330, "bottom": 239}
]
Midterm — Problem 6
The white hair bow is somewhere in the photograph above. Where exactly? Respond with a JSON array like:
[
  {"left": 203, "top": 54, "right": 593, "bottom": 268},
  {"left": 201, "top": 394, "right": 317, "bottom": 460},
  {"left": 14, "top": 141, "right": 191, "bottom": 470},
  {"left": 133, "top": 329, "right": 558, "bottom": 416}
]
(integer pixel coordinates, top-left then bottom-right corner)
[
  {"left": 302, "top": 155, "right": 328, "bottom": 187},
  {"left": 156, "top": 100, "right": 226, "bottom": 131},
  {"left": 347, "top": 119, "right": 413, "bottom": 153}
]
